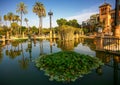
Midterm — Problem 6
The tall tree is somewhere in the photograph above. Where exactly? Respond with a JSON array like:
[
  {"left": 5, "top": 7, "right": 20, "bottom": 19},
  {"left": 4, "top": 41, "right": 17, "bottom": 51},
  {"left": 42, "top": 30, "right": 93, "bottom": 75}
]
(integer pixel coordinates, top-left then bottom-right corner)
[
  {"left": 11, "top": 22, "right": 19, "bottom": 36},
  {"left": 12, "top": 15, "right": 19, "bottom": 23},
  {"left": 15, "top": 15, "right": 20, "bottom": 23},
  {"left": 56, "top": 18, "right": 67, "bottom": 26},
  {"left": 4, "top": 15, "right": 8, "bottom": 26},
  {"left": 33, "top": 1, "right": 46, "bottom": 36},
  {"left": 16, "top": 2, "right": 28, "bottom": 34},
  {"left": 67, "top": 19, "right": 79, "bottom": 28},
  {"left": 7, "top": 12, "right": 14, "bottom": 26},
  {"left": 14, "top": 15, "right": 20, "bottom": 35}
]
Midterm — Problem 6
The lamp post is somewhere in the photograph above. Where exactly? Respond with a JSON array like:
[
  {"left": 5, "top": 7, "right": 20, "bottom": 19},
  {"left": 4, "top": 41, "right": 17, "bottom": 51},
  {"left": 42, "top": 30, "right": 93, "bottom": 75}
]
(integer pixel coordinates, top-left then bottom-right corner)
[
  {"left": 48, "top": 10, "right": 53, "bottom": 38},
  {"left": 114, "top": 0, "right": 120, "bottom": 37}
]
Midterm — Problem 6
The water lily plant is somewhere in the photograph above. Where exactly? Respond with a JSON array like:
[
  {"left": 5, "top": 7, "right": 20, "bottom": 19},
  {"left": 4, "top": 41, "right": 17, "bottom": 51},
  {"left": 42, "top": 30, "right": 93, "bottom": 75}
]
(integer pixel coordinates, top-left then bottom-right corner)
[{"left": 35, "top": 51, "right": 103, "bottom": 82}]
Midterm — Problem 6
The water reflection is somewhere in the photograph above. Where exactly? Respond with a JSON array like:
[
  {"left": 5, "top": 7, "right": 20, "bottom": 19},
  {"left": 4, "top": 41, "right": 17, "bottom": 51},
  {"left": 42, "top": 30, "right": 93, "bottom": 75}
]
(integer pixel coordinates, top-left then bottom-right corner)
[
  {"left": 6, "top": 40, "right": 22, "bottom": 59},
  {"left": 39, "top": 39, "right": 44, "bottom": 55},
  {"left": 56, "top": 38, "right": 86, "bottom": 51},
  {"left": 18, "top": 43, "right": 29, "bottom": 70},
  {"left": 6, "top": 48, "right": 21, "bottom": 59},
  {"left": 50, "top": 38, "right": 53, "bottom": 53},
  {"left": 33, "top": 38, "right": 36, "bottom": 47},
  {"left": 0, "top": 43, "right": 3, "bottom": 63},
  {"left": 96, "top": 51, "right": 120, "bottom": 85},
  {"left": 0, "top": 38, "right": 120, "bottom": 85},
  {"left": 0, "top": 38, "right": 97, "bottom": 64},
  {"left": 57, "top": 40, "right": 74, "bottom": 51},
  {"left": 26, "top": 39, "right": 32, "bottom": 61}
]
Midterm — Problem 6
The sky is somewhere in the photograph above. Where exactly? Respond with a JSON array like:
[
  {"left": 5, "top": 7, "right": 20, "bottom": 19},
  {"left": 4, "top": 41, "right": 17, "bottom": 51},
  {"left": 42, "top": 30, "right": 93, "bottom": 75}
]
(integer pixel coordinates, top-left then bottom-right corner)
[{"left": 0, "top": 0, "right": 115, "bottom": 28}]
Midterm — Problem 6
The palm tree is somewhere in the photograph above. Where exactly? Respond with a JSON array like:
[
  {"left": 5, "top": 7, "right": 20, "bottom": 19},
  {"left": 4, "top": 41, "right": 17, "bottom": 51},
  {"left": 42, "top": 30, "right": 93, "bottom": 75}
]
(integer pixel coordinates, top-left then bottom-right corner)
[
  {"left": 12, "top": 15, "right": 19, "bottom": 22},
  {"left": 16, "top": 2, "right": 28, "bottom": 34},
  {"left": 7, "top": 12, "right": 14, "bottom": 37},
  {"left": 33, "top": 1, "right": 46, "bottom": 36},
  {"left": 13, "top": 15, "right": 20, "bottom": 35},
  {"left": 24, "top": 18, "right": 29, "bottom": 34},
  {"left": 15, "top": 15, "right": 20, "bottom": 23},
  {"left": 7, "top": 12, "right": 14, "bottom": 26},
  {"left": 4, "top": 15, "right": 8, "bottom": 26}
]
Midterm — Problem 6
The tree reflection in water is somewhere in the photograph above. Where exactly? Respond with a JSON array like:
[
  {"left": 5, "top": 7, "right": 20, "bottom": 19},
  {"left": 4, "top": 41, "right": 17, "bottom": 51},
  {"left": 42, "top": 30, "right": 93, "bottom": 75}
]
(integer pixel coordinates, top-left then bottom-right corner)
[
  {"left": 50, "top": 38, "right": 53, "bottom": 53},
  {"left": 56, "top": 40, "right": 75, "bottom": 51},
  {"left": 26, "top": 40, "right": 32, "bottom": 61},
  {"left": 56, "top": 38, "right": 96, "bottom": 52},
  {"left": 6, "top": 49, "right": 21, "bottom": 59},
  {"left": 5, "top": 39, "right": 30, "bottom": 69},
  {"left": 18, "top": 43, "right": 29, "bottom": 70},
  {"left": 0, "top": 38, "right": 120, "bottom": 85},
  {"left": 5, "top": 40, "right": 22, "bottom": 59},
  {"left": 39, "top": 39, "right": 44, "bottom": 56}
]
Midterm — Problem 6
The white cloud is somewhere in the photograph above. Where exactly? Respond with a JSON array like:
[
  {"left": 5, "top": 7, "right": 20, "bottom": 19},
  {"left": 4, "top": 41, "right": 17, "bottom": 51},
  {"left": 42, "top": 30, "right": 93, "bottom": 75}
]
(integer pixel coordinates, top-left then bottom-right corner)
[
  {"left": 66, "top": 4, "right": 99, "bottom": 24},
  {"left": 67, "top": 12, "right": 98, "bottom": 24}
]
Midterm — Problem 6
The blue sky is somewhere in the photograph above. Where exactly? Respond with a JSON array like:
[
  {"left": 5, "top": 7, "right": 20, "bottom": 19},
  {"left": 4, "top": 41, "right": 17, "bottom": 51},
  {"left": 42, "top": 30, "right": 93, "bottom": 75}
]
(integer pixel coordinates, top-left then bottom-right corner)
[{"left": 0, "top": 0, "right": 115, "bottom": 28}]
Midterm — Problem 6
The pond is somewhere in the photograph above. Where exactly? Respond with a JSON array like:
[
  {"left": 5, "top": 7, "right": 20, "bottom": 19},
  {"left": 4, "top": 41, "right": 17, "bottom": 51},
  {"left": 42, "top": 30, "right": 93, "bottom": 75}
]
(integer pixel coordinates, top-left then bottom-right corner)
[{"left": 0, "top": 38, "right": 120, "bottom": 85}]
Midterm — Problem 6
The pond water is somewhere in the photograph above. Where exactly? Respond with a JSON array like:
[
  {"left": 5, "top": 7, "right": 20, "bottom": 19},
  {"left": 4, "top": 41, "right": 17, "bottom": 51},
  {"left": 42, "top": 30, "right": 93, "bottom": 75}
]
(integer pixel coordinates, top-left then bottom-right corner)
[{"left": 0, "top": 38, "right": 120, "bottom": 85}]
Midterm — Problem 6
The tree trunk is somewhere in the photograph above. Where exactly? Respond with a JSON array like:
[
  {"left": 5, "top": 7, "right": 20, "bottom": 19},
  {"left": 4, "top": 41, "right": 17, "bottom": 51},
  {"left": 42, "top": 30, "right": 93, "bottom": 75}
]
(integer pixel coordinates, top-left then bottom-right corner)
[
  {"left": 20, "top": 12, "right": 22, "bottom": 35},
  {"left": 39, "top": 17, "right": 42, "bottom": 36}
]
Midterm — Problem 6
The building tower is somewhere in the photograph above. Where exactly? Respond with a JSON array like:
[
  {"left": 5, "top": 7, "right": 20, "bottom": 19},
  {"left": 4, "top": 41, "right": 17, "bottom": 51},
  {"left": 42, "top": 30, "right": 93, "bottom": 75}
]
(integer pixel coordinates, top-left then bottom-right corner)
[{"left": 99, "top": 1, "right": 111, "bottom": 34}]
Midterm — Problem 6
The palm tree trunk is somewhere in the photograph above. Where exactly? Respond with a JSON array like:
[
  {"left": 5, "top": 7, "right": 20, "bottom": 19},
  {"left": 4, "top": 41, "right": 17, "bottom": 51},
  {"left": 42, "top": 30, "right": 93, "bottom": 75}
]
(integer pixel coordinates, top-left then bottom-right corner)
[
  {"left": 20, "top": 12, "right": 22, "bottom": 35},
  {"left": 39, "top": 17, "right": 42, "bottom": 36},
  {"left": 39, "top": 17, "right": 40, "bottom": 36}
]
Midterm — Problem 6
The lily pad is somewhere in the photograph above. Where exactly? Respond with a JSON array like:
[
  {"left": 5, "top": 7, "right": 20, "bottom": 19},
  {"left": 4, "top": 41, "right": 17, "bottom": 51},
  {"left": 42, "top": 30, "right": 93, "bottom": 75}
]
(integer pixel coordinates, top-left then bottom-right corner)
[{"left": 35, "top": 51, "right": 103, "bottom": 82}]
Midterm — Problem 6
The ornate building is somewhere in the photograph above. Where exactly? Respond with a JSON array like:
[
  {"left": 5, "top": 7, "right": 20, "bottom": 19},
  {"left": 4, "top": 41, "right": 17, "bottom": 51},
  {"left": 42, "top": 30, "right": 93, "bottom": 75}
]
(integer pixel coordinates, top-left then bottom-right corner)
[
  {"left": 82, "top": 1, "right": 120, "bottom": 36},
  {"left": 99, "top": 2, "right": 111, "bottom": 33},
  {"left": 99, "top": 2, "right": 120, "bottom": 35}
]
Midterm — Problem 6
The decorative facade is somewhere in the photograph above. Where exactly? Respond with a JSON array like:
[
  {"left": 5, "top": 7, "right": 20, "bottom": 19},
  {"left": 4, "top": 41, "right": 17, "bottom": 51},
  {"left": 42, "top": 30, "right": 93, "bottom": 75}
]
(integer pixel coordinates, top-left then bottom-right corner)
[
  {"left": 99, "top": 3, "right": 112, "bottom": 33},
  {"left": 82, "top": 2, "right": 120, "bottom": 36}
]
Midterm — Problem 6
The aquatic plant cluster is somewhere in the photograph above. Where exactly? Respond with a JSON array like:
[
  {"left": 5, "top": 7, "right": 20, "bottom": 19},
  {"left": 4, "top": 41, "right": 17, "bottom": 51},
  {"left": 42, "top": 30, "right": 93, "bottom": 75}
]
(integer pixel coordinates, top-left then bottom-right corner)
[{"left": 35, "top": 51, "right": 103, "bottom": 82}]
